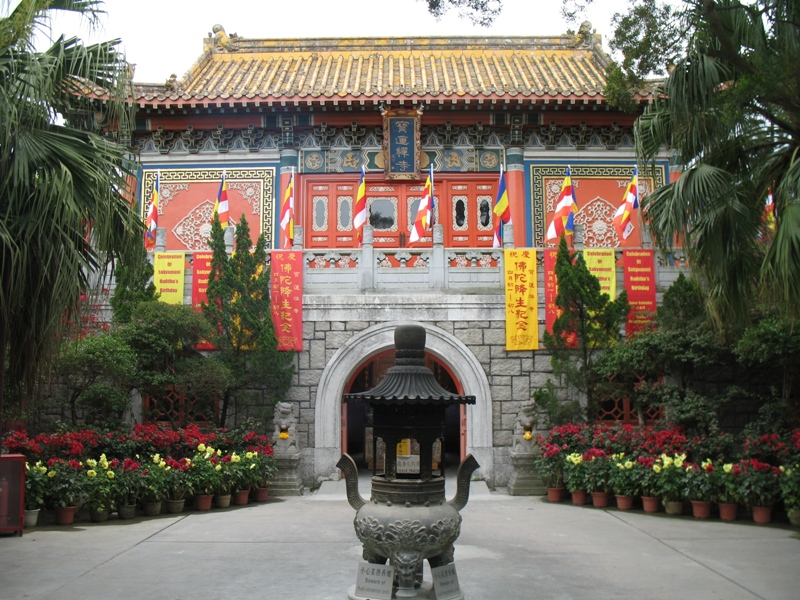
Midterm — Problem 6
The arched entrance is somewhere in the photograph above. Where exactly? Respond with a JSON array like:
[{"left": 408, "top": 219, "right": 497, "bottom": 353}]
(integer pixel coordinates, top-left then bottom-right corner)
[
  {"left": 314, "top": 322, "right": 493, "bottom": 482},
  {"left": 342, "top": 350, "right": 465, "bottom": 471}
]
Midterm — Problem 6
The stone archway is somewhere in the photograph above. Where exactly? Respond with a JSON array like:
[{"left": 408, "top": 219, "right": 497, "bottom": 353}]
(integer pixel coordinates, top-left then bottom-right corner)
[{"left": 314, "top": 321, "right": 493, "bottom": 481}]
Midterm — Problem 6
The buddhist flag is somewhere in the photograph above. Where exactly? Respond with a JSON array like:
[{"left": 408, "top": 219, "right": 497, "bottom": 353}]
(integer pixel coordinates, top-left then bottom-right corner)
[
  {"left": 764, "top": 186, "right": 776, "bottom": 232},
  {"left": 546, "top": 166, "right": 578, "bottom": 242},
  {"left": 144, "top": 171, "right": 159, "bottom": 251},
  {"left": 492, "top": 167, "right": 511, "bottom": 248},
  {"left": 214, "top": 170, "right": 230, "bottom": 228},
  {"left": 354, "top": 166, "right": 367, "bottom": 246},
  {"left": 613, "top": 167, "right": 639, "bottom": 241},
  {"left": 409, "top": 165, "right": 434, "bottom": 243},
  {"left": 280, "top": 168, "right": 295, "bottom": 248}
]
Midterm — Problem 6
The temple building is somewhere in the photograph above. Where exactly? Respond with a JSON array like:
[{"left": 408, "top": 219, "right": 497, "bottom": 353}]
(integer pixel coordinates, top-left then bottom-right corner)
[{"left": 129, "top": 25, "right": 681, "bottom": 487}]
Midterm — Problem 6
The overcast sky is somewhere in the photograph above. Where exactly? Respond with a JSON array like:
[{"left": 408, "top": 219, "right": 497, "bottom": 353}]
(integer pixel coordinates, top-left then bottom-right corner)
[{"left": 25, "top": 0, "right": 619, "bottom": 83}]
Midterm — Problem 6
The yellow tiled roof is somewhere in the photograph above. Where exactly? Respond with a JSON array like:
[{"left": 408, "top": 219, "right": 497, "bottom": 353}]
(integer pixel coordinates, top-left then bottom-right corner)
[{"left": 132, "top": 35, "right": 612, "bottom": 106}]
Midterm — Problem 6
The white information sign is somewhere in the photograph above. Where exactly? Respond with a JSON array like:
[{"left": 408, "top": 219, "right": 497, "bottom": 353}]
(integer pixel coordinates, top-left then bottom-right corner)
[
  {"left": 397, "top": 454, "right": 420, "bottom": 474},
  {"left": 431, "top": 563, "right": 462, "bottom": 600},
  {"left": 354, "top": 562, "right": 394, "bottom": 600}
]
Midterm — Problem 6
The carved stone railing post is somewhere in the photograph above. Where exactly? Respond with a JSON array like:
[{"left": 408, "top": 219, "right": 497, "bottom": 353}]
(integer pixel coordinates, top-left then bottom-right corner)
[
  {"left": 502, "top": 222, "right": 515, "bottom": 249},
  {"left": 432, "top": 223, "right": 445, "bottom": 289},
  {"left": 223, "top": 225, "right": 235, "bottom": 253},
  {"left": 155, "top": 227, "right": 167, "bottom": 252},
  {"left": 359, "top": 225, "right": 374, "bottom": 291},
  {"left": 292, "top": 225, "right": 304, "bottom": 250}
]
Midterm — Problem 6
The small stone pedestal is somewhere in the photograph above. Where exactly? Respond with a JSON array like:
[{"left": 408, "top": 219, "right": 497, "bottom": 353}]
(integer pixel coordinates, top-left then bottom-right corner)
[
  {"left": 270, "top": 452, "right": 304, "bottom": 496},
  {"left": 348, "top": 581, "right": 464, "bottom": 600},
  {"left": 508, "top": 450, "right": 546, "bottom": 496}
]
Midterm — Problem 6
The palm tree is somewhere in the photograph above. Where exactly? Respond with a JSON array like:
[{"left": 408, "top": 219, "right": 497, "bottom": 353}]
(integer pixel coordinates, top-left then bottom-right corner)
[
  {"left": 0, "top": 1, "right": 141, "bottom": 430},
  {"left": 635, "top": 0, "right": 800, "bottom": 329}
]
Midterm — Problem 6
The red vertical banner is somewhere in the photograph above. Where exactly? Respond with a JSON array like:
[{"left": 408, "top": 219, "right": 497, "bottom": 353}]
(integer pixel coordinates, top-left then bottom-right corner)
[
  {"left": 191, "top": 252, "right": 215, "bottom": 350},
  {"left": 191, "top": 252, "right": 214, "bottom": 308},
  {"left": 623, "top": 249, "right": 657, "bottom": 336},
  {"left": 271, "top": 251, "right": 304, "bottom": 351},
  {"left": 544, "top": 249, "right": 558, "bottom": 334}
]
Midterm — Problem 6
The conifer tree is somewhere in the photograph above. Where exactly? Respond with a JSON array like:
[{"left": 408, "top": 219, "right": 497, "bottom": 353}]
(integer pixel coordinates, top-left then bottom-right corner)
[
  {"left": 203, "top": 215, "right": 294, "bottom": 427},
  {"left": 543, "top": 236, "right": 630, "bottom": 421}
]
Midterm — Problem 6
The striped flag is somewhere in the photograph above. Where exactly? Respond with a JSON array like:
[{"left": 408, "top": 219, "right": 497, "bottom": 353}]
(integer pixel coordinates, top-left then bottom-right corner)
[
  {"left": 492, "top": 167, "right": 511, "bottom": 248},
  {"left": 214, "top": 170, "right": 230, "bottom": 228},
  {"left": 613, "top": 167, "right": 639, "bottom": 241},
  {"left": 353, "top": 166, "right": 367, "bottom": 246},
  {"left": 546, "top": 166, "right": 578, "bottom": 242},
  {"left": 280, "top": 168, "right": 295, "bottom": 248},
  {"left": 764, "top": 186, "right": 776, "bottom": 232},
  {"left": 409, "top": 165, "right": 434, "bottom": 243},
  {"left": 144, "top": 171, "right": 159, "bottom": 250}
]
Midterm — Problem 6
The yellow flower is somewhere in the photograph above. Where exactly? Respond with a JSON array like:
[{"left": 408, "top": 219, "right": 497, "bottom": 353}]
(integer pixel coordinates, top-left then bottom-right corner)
[
  {"left": 216, "top": 449, "right": 222, "bottom": 456},
  {"left": 152, "top": 454, "right": 161, "bottom": 464},
  {"left": 86, "top": 459, "right": 97, "bottom": 468},
  {"left": 245, "top": 452, "right": 254, "bottom": 459},
  {"left": 37, "top": 465, "right": 47, "bottom": 474},
  {"left": 215, "top": 465, "right": 222, "bottom": 471},
  {"left": 701, "top": 458, "right": 713, "bottom": 470},
  {"left": 197, "top": 443, "right": 206, "bottom": 452},
  {"left": 249, "top": 464, "right": 256, "bottom": 470},
  {"left": 653, "top": 465, "right": 662, "bottom": 474},
  {"left": 662, "top": 456, "right": 673, "bottom": 468},
  {"left": 231, "top": 453, "right": 241, "bottom": 463},
  {"left": 624, "top": 460, "right": 634, "bottom": 469},
  {"left": 48, "top": 471, "right": 56, "bottom": 478},
  {"left": 107, "top": 471, "right": 115, "bottom": 479},
  {"left": 87, "top": 470, "right": 97, "bottom": 478},
  {"left": 723, "top": 463, "right": 733, "bottom": 473},
  {"left": 159, "top": 460, "right": 167, "bottom": 468}
]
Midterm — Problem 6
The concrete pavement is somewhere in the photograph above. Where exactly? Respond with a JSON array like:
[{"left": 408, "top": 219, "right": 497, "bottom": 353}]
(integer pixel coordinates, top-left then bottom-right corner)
[{"left": 1, "top": 483, "right": 798, "bottom": 600}]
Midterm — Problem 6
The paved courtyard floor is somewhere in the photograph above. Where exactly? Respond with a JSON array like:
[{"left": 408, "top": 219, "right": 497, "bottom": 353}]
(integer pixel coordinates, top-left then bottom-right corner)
[{"left": 1, "top": 484, "right": 798, "bottom": 600}]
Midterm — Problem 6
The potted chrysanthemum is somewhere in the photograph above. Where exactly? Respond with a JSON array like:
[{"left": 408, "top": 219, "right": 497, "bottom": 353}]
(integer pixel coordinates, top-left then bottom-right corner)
[
  {"left": 83, "top": 454, "right": 118, "bottom": 522},
  {"left": 24, "top": 461, "right": 48, "bottom": 526},
  {"left": 738, "top": 458, "right": 781, "bottom": 524}
]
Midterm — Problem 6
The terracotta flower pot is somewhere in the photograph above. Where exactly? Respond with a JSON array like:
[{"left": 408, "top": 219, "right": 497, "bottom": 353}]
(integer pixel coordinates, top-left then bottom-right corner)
[
  {"left": 252, "top": 487, "right": 270, "bottom": 502},
  {"left": 664, "top": 500, "right": 684, "bottom": 515},
  {"left": 194, "top": 494, "right": 213, "bottom": 511},
  {"left": 690, "top": 500, "right": 711, "bottom": 519},
  {"left": 591, "top": 491, "right": 610, "bottom": 508},
  {"left": 615, "top": 495, "right": 634, "bottom": 510},
  {"left": 641, "top": 496, "right": 660, "bottom": 513},
  {"left": 571, "top": 490, "right": 587, "bottom": 506},
  {"left": 55, "top": 505, "right": 78, "bottom": 526},
  {"left": 546, "top": 487, "right": 565, "bottom": 502},
  {"left": 752, "top": 505, "right": 772, "bottom": 525},
  {"left": 233, "top": 489, "right": 250, "bottom": 506},
  {"left": 718, "top": 502, "right": 738, "bottom": 522}
]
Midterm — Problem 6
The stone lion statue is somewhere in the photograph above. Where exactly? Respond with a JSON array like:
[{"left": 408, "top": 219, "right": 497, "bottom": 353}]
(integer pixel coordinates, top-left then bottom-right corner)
[
  {"left": 273, "top": 401, "right": 298, "bottom": 454},
  {"left": 512, "top": 401, "right": 537, "bottom": 453}
]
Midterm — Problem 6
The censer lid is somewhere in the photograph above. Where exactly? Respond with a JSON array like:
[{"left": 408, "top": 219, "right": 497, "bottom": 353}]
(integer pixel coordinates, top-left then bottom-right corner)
[{"left": 343, "top": 324, "right": 475, "bottom": 406}]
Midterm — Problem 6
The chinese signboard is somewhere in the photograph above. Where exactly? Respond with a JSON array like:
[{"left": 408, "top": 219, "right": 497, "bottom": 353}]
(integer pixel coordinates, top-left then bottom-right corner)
[
  {"left": 381, "top": 108, "right": 421, "bottom": 179},
  {"left": 544, "top": 249, "right": 558, "bottom": 334},
  {"left": 270, "top": 251, "right": 303, "bottom": 351},
  {"left": 503, "top": 249, "right": 538, "bottom": 351}
]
